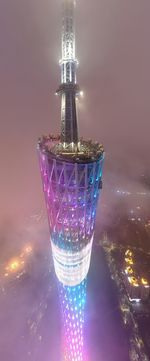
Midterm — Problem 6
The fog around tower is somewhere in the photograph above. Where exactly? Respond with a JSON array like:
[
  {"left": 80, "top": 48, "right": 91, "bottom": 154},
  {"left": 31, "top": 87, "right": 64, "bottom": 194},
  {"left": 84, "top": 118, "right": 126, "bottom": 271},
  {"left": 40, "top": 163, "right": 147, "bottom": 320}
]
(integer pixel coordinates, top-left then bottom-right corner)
[{"left": 0, "top": 1, "right": 150, "bottom": 359}]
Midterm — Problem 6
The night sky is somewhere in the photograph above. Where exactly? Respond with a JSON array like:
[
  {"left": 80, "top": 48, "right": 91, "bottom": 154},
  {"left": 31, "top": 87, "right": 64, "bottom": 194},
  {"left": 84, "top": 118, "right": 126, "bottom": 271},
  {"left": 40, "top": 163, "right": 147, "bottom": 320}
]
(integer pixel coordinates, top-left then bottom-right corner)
[{"left": 0, "top": 2, "right": 150, "bottom": 360}]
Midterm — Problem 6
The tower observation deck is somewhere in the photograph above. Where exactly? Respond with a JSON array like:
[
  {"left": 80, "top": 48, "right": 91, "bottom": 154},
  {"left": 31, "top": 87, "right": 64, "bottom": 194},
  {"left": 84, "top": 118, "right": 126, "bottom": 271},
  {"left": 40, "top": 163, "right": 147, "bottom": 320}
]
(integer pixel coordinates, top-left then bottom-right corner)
[{"left": 37, "top": 1, "right": 104, "bottom": 360}]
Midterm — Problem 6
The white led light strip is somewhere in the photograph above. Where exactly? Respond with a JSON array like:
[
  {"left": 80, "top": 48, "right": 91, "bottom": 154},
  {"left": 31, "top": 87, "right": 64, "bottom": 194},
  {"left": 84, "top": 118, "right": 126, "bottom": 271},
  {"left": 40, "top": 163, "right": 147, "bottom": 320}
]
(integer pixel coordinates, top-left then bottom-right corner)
[{"left": 51, "top": 237, "right": 93, "bottom": 286}]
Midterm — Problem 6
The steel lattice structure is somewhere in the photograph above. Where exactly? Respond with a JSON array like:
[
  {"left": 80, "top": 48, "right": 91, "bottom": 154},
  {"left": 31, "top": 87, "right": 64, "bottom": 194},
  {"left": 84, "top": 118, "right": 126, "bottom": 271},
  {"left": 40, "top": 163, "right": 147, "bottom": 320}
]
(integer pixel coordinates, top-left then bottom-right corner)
[
  {"left": 39, "top": 152, "right": 103, "bottom": 287},
  {"left": 37, "top": 1, "right": 104, "bottom": 360}
]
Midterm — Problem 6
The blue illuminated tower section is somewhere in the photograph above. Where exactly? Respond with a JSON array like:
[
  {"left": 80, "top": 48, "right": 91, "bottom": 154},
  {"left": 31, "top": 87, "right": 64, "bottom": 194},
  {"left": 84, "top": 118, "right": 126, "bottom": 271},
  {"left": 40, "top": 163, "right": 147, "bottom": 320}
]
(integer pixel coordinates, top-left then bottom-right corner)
[{"left": 38, "top": 1, "right": 104, "bottom": 360}]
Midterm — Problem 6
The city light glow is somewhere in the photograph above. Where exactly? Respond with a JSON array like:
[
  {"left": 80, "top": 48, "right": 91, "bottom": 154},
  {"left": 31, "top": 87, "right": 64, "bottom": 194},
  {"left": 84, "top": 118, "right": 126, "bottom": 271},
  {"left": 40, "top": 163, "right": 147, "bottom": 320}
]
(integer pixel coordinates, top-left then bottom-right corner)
[
  {"left": 124, "top": 249, "right": 150, "bottom": 301},
  {"left": 3, "top": 243, "right": 33, "bottom": 279},
  {"left": 80, "top": 91, "right": 84, "bottom": 97}
]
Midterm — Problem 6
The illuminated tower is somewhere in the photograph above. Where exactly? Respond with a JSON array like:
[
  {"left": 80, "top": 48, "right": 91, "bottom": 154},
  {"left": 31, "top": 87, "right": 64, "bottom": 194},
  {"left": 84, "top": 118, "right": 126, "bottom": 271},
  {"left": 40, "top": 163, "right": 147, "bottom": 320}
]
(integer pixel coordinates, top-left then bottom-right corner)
[{"left": 37, "top": 1, "right": 104, "bottom": 360}]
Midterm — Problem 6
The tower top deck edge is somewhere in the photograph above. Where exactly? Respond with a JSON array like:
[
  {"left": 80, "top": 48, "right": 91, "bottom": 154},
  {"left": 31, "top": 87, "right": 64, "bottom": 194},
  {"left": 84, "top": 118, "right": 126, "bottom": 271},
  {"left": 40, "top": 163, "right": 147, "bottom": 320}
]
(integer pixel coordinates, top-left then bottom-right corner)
[{"left": 38, "top": 135, "right": 104, "bottom": 164}]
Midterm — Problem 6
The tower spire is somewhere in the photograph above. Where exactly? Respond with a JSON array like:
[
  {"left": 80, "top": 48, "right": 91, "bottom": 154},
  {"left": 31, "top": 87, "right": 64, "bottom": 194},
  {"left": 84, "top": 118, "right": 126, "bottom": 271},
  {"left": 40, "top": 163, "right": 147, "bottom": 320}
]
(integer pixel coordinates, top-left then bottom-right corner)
[
  {"left": 61, "top": 0, "right": 77, "bottom": 84},
  {"left": 57, "top": 0, "right": 79, "bottom": 148}
]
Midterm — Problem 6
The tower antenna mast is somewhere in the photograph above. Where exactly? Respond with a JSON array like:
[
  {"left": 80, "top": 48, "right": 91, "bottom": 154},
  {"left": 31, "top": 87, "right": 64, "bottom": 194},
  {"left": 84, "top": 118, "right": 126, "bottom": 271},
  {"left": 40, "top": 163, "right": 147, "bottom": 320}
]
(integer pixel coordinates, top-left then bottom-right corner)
[{"left": 56, "top": 0, "right": 79, "bottom": 149}]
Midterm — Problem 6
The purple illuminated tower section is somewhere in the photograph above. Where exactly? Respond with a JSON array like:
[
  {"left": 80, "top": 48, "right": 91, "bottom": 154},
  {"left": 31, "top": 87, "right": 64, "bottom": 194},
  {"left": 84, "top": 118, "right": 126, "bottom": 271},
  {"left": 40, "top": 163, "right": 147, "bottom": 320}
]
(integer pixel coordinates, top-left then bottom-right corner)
[{"left": 37, "top": 1, "right": 104, "bottom": 360}]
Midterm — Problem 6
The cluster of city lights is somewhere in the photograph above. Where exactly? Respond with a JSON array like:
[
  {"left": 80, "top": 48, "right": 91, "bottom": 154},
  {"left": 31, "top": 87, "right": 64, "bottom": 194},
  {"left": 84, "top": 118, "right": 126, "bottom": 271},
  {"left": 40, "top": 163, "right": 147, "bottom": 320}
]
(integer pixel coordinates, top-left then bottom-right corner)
[
  {"left": 124, "top": 249, "right": 150, "bottom": 289},
  {"left": 116, "top": 189, "right": 150, "bottom": 197},
  {"left": 3, "top": 245, "right": 32, "bottom": 279}
]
